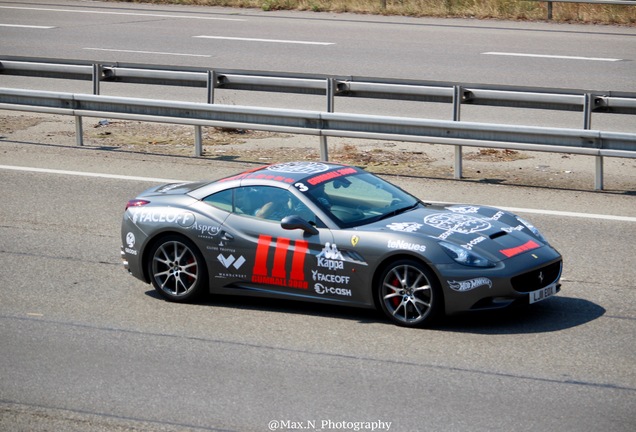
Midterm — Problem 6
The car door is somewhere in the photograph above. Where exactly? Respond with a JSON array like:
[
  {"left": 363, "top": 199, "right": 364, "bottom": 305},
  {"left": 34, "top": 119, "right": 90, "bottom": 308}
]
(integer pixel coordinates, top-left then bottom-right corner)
[{"left": 214, "top": 185, "right": 335, "bottom": 299}]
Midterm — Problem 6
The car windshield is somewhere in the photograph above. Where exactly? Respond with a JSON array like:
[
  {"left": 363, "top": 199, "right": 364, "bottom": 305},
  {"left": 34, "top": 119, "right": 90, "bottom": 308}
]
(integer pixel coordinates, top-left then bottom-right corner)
[{"left": 304, "top": 171, "right": 420, "bottom": 228}]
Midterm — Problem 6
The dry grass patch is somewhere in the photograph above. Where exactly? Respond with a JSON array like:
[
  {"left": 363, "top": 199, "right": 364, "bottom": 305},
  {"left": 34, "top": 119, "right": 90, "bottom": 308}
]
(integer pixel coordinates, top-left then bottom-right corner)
[{"left": 110, "top": 0, "right": 636, "bottom": 24}]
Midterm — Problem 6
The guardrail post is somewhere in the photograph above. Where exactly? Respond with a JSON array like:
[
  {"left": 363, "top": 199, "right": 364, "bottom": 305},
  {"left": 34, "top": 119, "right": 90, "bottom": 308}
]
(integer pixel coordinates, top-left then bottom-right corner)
[
  {"left": 453, "top": 85, "right": 463, "bottom": 179},
  {"left": 206, "top": 70, "right": 216, "bottom": 104},
  {"left": 320, "top": 78, "right": 334, "bottom": 161},
  {"left": 92, "top": 63, "right": 101, "bottom": 95},
  {"left": 75, "top": 115, "right": 84, "bottom": 146},
  {"left": 192, "top": 70, "right": 217, "bottom": 157},
  {"left": 547, "top": 2, "right": 553, "bottom": 20},
  {"left": 194, "top": 126, "right": 203, "bottom": 157},
  {"left": 583, "top": 93, "right": 593, "bottom": 130},
  {"left": 584, "top": 93, "right": 603, "bottom": 190}
]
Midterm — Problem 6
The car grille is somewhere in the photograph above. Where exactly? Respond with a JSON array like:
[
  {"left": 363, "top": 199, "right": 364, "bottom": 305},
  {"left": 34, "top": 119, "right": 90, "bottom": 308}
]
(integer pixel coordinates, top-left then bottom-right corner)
[{"left": 511, "top": 261, "right": 562, "bottom": 293}]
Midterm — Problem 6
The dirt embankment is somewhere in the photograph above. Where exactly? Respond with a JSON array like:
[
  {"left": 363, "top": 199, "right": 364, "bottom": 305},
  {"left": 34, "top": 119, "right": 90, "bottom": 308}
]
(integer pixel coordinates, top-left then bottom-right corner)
[{"left": 1, "top": 112, "right": 634, "bottom": 193}]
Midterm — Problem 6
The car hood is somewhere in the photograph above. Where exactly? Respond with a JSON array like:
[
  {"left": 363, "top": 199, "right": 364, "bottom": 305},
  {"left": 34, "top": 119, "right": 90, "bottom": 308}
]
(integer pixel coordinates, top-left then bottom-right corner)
[{"left": 365, "top": 203, "right": 546, "bottom": 261}]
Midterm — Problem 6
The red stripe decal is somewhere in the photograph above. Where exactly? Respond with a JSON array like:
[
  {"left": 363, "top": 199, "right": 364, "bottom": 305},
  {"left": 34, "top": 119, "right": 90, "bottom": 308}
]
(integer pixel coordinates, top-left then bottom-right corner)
[
  {"left": 272, "top": 237, "right": 290, "bottom": 278},
  {"left": 253, "top": 235, "right": 272, "bottom": 276},
  {"left": 290, "top": 240, "right": 308, "bottom": 282},
  {"left": 500, "top": 240, "right": 540, "bottom": 258}
]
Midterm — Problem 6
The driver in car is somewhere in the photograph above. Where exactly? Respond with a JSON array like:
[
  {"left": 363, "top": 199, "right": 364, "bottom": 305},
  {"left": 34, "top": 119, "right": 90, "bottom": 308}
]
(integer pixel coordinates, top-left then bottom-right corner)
[{"left": 254, "top": 188, "right": 293, "bottom": 221}]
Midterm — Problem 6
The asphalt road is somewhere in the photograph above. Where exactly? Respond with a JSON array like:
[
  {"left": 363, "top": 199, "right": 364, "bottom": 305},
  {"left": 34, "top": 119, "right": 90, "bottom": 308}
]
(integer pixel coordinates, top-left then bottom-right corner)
[
  {"left": 1, "top": 139, "right": 635, "bottom": 431},
  {"left": 1, "top": 0, "right": 636, "bottom": 132},
  {"left": 1, "top": 1, "right": 635, "bottom": 431},
  {"left": 2, "top": 0, "right": 635, "bottom": 89}
]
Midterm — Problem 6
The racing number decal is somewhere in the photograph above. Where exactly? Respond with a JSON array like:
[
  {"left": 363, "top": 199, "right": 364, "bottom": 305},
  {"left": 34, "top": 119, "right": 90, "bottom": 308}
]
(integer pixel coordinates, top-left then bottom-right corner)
[{"left": 252, "top": 235, "right": 309, "bottom": 289}]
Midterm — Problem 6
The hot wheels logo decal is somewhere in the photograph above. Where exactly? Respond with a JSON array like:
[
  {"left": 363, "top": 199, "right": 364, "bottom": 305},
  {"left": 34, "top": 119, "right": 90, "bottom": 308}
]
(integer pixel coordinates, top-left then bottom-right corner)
[{"left": 448, "top": 278, "right": 493, "bottom": 292}]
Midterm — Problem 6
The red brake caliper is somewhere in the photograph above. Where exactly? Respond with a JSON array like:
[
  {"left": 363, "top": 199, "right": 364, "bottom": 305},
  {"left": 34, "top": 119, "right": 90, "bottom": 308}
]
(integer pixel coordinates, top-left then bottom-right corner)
[{"left": 390, "top": 277, "right": 401, "bottom": 308}]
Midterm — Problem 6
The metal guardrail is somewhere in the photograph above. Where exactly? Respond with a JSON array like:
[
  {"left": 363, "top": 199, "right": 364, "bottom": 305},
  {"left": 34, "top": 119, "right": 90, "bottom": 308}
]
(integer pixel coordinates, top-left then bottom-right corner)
[
  {"left": 2, "top": 57, "right": 636, "bottom": 115},
  {"left": 1, "top": 56, "right": 636, "bottom": 190},
  {"left": 1, "top": 87, "right": 635, "bottom": 191}
]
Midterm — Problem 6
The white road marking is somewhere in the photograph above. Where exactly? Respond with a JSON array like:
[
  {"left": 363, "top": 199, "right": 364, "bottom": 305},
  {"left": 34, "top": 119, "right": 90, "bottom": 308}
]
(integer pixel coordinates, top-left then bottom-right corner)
[
  {"left": 0, "top": 5, "right": 245, "bottom": 21},
  {"left": 0, "top": 165, "right": 184, "bottom": 184},
  {"left": 0, "top": 24, "right": 56, "bottom": 29},
  {"left": 1, "top": 164, "right": 634, "bottom": 222},
  {"left": 84, "top": 48, "right": 212, "bottom": 58},
  {"left": 194, "top": 35, "right": 334, "bottom": 46},
  {"left": 497, "top": 206, "right": 636, "bottom": 222},
  {"left": 430, "top": 200, "right": 636, "bottom": 222},
  {"left": 482, "top": 52, "right": 624, "bottom": 62}
]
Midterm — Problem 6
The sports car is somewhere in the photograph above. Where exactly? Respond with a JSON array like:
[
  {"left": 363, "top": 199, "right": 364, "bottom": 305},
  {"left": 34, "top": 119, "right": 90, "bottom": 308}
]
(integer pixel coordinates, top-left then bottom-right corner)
[{"left": 121, "top": 161, "right": 562, "bottom": 327}]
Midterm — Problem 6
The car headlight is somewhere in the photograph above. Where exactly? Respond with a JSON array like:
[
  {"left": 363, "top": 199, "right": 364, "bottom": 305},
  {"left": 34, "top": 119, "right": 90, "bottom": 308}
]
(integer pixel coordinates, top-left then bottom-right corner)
[
  {"left": 516, "top": 216, "right": 547, "bottom": 243},
  {"left": 439, "top": 241, "right": 495, "bottom": 268}
]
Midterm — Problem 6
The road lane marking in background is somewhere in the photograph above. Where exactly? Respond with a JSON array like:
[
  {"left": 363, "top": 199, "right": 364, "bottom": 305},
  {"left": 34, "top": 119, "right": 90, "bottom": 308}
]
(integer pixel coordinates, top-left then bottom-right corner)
[
  {"left": 482, "top": 52, "right": 624, "bottom": 62},
  {"left": 431, "top": 200, "right": 636, "bottom": 222},
  {"left": 0, "top": 6, "right": 246, "bottom": 21},
  {"left": 84, "top": 48, "right": 212, "bottom": 58},
  {"left": 499, "top": 206, "right": 635, "bottom": 222},
  {"left": 0, "top": 165, "right": 184, "bottom": 184},
  {"left": 2, "top": 165, "right": 634, "bottom": 222},
  {"left": 194, "top": 36, "right": 335, "bottom": 46},
  {"left": 0, "top": 24, "right": 56, "bottom": 29}
]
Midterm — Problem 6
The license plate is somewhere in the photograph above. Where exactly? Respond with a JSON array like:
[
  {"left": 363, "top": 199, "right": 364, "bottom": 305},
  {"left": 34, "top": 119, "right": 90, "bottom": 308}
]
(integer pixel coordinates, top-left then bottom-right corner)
[{"left": 529, "top": 283, "right": 558, "bottom": 304}]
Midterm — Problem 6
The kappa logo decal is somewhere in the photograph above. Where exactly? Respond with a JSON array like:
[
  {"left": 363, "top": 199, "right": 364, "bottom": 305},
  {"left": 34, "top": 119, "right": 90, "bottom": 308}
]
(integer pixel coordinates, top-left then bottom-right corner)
[
  {"left": 252, "top": 235, "right": 309, "bottom": 289},
  {"left": 317, "top": 242, "right": 344, "bottom": 270}
]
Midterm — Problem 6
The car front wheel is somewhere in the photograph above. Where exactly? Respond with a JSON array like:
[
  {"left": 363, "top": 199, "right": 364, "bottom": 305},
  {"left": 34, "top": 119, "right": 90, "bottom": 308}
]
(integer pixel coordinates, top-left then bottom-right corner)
[
  {"left": 147, "top": 235, "right": 207, "bottom": 302},
  {"left": 377, "top": 259, "right": 441, "bottom": 327}
]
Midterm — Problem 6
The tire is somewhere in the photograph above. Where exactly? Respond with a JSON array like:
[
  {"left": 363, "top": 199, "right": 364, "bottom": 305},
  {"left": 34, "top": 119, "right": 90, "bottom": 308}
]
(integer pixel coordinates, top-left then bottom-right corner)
[
  {"left": 147, "top": 235, "right": 208, "bottom": 302},
  {"left": 377, "top": 259, "right": 442, "bottom": 328}
]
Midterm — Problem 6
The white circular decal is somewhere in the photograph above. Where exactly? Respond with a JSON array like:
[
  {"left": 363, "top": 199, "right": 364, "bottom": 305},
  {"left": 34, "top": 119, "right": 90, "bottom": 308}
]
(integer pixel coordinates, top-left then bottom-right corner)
[
  {"left": 266, "top": 162, "right": 330, "bottom": 174},
  {"left": 126, "top": 232, "right": 135, "bottom": 248},
  {"left": 423, "top": 213, "right": 491, "bottom": 234}
]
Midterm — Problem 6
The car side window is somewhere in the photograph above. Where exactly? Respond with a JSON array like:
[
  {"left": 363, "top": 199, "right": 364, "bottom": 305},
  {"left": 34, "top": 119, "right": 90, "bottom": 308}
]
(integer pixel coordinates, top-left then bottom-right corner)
[
  {"left": 202, "top": 189, "right": 234, "bottom": 212},
  {"left": 238, "top": 186, "right": 315, "bottom": 223},
  {"left": 205, "top": 186, "right": 316, "bottom": 223}
]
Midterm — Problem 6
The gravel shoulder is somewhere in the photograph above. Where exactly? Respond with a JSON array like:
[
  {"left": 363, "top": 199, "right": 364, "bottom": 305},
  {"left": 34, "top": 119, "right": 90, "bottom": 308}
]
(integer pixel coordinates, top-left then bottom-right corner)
[{"left": 1, "top": 110, "right": 634, "bottom": 194}]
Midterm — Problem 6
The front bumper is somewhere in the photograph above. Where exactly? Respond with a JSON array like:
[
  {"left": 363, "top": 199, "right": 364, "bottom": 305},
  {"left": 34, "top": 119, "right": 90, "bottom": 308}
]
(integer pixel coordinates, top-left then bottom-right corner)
[{"left": 437, "top": 246, "right": 563, "bottom": 315}]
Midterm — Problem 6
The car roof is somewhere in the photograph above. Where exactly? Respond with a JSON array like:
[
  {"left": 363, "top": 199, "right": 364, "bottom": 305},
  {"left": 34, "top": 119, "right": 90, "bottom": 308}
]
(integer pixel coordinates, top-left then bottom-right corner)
[
  {"left": 217, "top": 161, "right": 361, "bottom": 185},
  {"left": 187, "top": 161, "right": 363, "bottom": 200}
]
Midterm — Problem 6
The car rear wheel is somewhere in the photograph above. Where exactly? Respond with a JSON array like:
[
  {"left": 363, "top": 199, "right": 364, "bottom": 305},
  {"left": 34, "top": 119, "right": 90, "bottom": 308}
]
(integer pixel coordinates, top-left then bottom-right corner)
[
  {"left": 147, "top": 235, "right": 207, "bottom": 302},
  {"left": 377, "top": 259, "right": 441, "bottom": 327}
]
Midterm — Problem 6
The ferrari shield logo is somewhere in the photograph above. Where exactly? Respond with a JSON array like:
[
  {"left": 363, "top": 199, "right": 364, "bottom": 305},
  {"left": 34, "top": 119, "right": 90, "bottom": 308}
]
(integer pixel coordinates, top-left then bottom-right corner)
[{"left": 351, "top": 235, "right": 359, "bottom": 247}]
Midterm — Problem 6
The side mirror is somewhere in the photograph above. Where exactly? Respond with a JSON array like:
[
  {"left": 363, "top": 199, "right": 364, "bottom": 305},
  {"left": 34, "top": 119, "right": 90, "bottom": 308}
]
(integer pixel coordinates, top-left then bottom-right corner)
[{"left": 281, "top": 215, "right": 319, "bottom": 235}]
